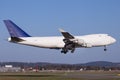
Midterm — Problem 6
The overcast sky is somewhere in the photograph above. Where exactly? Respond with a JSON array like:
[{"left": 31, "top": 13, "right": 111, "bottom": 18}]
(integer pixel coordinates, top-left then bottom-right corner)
[{"left": 0, "top": 0, "right": 120, "bottom": 64}]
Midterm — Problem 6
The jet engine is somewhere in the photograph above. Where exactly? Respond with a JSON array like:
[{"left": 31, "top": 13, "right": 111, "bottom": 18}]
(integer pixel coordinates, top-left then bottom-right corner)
[
  {"left": 70, "top": 39, "right": 84, "bottom": 45},
  {"left": 84, "top": 43, "right": 92, "bottom": 48}
]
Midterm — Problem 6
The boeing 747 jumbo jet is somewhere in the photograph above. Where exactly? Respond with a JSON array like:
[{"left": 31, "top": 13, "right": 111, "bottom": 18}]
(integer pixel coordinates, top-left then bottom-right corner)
[{"left": 3, "top": 20, "right": 116, "bottom": 54}]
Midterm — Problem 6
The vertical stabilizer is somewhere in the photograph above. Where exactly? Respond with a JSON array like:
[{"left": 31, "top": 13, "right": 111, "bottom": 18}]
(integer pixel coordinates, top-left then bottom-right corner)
[{"left": 3, "top": 20, "right": 31, "bottom": 37}]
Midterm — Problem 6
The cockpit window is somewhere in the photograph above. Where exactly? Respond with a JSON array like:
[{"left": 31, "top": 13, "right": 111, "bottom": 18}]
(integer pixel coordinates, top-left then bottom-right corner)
[{"left": 98, "top": 34, "right": 108, "bottom": 37}]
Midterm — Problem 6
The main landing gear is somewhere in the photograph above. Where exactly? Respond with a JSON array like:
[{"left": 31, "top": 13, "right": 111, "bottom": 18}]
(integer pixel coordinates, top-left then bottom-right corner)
[
  {"left": 61, "top": 49, "right": 68, "bottom": 54},
  {"left": 61, "top": 43, "right": 75, "bottom": 54},
  {"left": 61, "top": 48, "right": 75, "bottom": 54},
  {"left": 61, "top": 39, "right": 76, "bottom": 54}
]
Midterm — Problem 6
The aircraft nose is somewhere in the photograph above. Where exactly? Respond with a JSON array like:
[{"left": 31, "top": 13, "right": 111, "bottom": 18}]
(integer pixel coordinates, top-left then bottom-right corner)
[{"left": 111, "top": 37, "right": 116, "bottom": 43}]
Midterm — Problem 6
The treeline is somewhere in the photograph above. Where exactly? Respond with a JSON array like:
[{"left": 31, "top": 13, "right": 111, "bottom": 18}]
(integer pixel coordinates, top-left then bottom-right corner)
[
  {"left": 37, "top": 64, "right": 120, "bottom": 71},
  {"left": 0, "top": 61, "right": 120, "bottom": 71}
]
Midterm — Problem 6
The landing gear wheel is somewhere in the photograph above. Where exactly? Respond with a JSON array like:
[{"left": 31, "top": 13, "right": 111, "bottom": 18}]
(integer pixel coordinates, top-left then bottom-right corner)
[
  {"left": 104, "top": 46, "right": 107, "bottom": 51},
  {"left": 61, "top": 48, "right": 68, "bottom": 54},
  {"left": 61, "top": 51, "right": 64, "bottom": 53},
  {"left": 71, "top": 48, "right": 75, "bottom": 53},
  {"left": 104, "top": 48, "right": 107, "bottom": 51}
]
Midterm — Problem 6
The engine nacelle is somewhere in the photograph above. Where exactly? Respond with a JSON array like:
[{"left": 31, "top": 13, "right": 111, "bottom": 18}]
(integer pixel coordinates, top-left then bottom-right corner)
[
  {"left": 70, "top": 39, "right": 84, "bottom": 45},
  {"left": 84, "top": 43, "right": 92, "bottom": 48},
  {"left": 77, "top": 39, "right": 84, "bottom": 45}
]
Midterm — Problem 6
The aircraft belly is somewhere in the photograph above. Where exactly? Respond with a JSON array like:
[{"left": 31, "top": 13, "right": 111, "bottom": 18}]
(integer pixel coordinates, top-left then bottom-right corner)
[{"left": 18, "top": 40, "right": 64, "bottom": 48}]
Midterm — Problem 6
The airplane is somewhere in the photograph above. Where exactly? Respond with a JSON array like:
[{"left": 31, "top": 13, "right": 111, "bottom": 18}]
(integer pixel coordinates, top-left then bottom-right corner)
[{"left": 3, "top": 20, "right": 116, "bottom": 54}]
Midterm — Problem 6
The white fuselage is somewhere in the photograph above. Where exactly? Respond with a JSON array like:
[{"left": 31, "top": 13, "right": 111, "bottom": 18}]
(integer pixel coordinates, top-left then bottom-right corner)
[{"left": 8, "top": 34, "right": 116, "bottom": 49}]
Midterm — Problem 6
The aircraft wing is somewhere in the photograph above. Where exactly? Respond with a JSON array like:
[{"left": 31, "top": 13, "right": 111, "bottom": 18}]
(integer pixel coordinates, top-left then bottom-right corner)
[
  {"left": 59, "top": 29, "right": 76, "bottom": 53},
  {"left": 59, "top": 29, "right": 74, "bottom": 39}
]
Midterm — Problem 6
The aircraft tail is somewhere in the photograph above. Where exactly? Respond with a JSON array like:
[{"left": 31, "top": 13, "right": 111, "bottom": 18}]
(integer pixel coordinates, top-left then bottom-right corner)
[{"left": 3, "top": 20, "right": 31, "bottom": 37}]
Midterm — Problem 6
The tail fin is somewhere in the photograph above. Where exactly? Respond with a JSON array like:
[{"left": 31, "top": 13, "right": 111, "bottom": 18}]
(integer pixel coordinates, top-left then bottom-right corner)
[{"left": 3, "top": 20, "right": 31, "bottom": 37}]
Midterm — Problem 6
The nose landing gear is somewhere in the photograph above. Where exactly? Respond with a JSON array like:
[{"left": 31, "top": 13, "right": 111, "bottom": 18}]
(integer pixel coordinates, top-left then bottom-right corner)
[{"left": 104, "top": 45, "right": 107, "bottom": 51}]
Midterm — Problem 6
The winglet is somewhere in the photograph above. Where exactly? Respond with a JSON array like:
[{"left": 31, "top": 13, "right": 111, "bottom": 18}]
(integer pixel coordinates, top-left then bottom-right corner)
[
  {"left": 59, "top": 28, "right": 66, "bottom": 32},
  {"left": 3, "top": 20, "right": 31, "bottom": 37}
]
